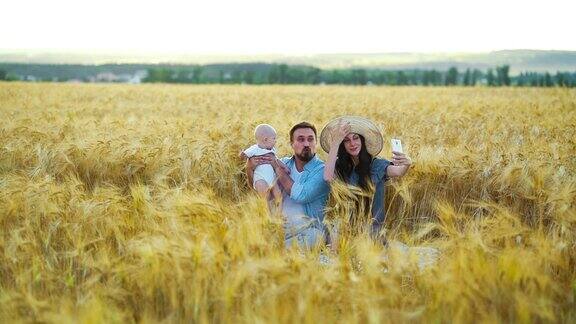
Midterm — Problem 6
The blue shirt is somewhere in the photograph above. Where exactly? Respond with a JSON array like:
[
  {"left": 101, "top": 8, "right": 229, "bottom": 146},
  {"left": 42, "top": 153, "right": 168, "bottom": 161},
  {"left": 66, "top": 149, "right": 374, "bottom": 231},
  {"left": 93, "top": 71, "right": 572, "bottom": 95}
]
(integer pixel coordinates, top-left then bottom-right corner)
[
  {"left": 348, "top": 158, "right": 391, "bottom": 231},
  {"left": 280, "top": 155, "right": 330, "bottom": 225}
]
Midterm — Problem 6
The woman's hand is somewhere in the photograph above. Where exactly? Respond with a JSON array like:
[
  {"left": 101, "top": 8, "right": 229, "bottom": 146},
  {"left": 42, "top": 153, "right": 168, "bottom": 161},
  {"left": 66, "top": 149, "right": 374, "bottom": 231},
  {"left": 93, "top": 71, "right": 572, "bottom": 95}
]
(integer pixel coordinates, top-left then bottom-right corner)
[
  {"left": 330, "top": 121, "right": 351, "bottom": 150},
  {"left": 387, "top": 152, "right": 412, "bottom": 178},
  {"left": 391, "top": 151, "right": 412, "bottom": 167}
]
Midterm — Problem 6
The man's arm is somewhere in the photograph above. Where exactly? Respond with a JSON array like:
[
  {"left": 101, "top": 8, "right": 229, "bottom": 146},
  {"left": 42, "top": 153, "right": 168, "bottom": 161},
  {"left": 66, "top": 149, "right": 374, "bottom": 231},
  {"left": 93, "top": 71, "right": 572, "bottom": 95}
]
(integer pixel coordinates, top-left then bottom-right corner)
[
  {"left": 246, "top": 159, "right": 255, "bottom": 187},
  {"left": 273, "top": 159, "right": 294, "bottom": 194}
]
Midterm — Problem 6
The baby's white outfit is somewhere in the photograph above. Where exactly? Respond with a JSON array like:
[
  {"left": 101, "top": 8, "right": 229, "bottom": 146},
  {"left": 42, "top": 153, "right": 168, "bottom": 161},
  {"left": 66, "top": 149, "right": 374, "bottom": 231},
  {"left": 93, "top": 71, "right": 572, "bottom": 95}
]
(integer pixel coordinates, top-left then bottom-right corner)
[{"left": 243, "top": 144, "right": 277, "bottom": 188}]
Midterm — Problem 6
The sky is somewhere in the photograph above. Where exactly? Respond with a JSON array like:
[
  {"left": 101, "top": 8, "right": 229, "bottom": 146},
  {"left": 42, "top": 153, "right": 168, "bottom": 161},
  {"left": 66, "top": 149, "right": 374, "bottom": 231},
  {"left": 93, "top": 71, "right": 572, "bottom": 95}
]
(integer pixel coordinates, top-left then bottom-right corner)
[{"left": 1, "top": 0, "right": 575, "bottom": 54}]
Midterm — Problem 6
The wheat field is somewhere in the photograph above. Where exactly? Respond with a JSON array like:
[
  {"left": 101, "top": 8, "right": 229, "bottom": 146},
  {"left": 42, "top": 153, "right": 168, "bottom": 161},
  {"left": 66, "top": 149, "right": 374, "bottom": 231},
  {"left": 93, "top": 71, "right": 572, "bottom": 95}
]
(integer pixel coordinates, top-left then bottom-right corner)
[{"left": 0, "top": 82, "right": 575, "bottom": 323}]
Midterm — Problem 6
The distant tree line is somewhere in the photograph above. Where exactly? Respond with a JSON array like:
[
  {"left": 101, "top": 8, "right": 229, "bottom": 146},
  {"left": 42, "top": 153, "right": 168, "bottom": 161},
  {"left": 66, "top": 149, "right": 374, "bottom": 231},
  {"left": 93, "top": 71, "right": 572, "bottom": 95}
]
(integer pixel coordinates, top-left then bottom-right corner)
[
  {"left": 0, "top": 69, "right": 18, "bottom": 81},
  {"left": 1, "top": 63, "right": 576, "bottom": 87},
  {"left": 142, "top": 64, "right": 576, "bottom": 87}
]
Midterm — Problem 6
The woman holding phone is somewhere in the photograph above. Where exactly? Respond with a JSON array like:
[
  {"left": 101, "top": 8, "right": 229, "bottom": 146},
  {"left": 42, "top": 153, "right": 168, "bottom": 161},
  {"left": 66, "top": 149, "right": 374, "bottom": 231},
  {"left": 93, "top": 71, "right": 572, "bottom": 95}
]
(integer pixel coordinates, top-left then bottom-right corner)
[{"left": 320, "top": 116, "right": 412, "bottom": 242}]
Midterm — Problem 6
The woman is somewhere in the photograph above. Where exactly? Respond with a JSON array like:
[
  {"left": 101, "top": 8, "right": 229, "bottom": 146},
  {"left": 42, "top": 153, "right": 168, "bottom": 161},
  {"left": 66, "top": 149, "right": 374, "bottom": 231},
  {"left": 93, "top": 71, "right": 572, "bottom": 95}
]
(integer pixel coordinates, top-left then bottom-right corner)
[{"left": 320, "top": 116, "right": 412, "bottom": 241}]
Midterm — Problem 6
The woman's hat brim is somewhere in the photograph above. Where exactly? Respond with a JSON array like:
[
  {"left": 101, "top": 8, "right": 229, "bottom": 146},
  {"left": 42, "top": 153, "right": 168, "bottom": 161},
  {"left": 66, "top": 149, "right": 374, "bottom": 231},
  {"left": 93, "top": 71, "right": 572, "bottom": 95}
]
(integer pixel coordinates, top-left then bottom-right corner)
[{"left": 320, "top": 116, "right": 383, "bottom": 156}]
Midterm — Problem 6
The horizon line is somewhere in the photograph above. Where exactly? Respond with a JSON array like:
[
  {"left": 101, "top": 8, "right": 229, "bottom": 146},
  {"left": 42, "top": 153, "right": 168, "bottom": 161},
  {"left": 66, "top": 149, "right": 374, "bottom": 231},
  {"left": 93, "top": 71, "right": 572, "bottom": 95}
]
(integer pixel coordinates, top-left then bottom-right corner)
[{"left": 1, "top": 48, "right": 576, "bottom": 56}]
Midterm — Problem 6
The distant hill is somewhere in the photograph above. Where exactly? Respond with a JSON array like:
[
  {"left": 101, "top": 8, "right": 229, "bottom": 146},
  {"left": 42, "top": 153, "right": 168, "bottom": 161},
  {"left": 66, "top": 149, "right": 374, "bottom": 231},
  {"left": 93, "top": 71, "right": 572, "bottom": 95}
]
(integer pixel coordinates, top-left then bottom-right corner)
[{"left": 1, "top": 50, "right": 575, "bottom": 74}]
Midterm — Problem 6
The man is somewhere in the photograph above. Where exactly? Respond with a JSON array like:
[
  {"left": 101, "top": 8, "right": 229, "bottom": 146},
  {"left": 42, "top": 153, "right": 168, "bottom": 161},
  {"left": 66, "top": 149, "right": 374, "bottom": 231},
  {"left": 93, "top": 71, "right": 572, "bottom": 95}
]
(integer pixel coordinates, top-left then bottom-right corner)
[{"left": 246, "top": 122, "right": 329, "bottom": 248}]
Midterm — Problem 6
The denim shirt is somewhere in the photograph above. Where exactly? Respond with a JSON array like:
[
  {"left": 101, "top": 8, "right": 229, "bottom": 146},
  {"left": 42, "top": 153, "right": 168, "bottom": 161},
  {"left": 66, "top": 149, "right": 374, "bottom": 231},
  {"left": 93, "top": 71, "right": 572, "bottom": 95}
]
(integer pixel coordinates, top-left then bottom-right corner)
[
  {"left": 280, "top": 155, "right": 330, "bottom": 225},
  {"left": 348, "top": 158, "right": 391, "bottom": 231}
]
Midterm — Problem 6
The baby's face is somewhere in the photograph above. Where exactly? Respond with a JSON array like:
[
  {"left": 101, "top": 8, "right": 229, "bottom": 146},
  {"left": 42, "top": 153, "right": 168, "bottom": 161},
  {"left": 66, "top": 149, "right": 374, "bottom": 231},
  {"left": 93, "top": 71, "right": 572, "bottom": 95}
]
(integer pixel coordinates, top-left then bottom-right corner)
[
  {"left": 264, "top": 135, "right": 276, "bottom": 149},
  {"left": 258, "top": 134, "right": 276, "bottom": 149}
]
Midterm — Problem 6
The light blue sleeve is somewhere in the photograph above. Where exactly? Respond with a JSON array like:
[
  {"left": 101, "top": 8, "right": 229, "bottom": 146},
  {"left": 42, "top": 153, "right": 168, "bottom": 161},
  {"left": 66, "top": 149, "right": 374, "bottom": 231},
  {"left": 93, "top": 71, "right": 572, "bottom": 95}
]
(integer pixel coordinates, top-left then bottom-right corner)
[
  {"left": 371, "top": 158, "right": 391, "bottom": 184},
  {"left": 290, "top": 165, "right": 330, "bottom": 204}
]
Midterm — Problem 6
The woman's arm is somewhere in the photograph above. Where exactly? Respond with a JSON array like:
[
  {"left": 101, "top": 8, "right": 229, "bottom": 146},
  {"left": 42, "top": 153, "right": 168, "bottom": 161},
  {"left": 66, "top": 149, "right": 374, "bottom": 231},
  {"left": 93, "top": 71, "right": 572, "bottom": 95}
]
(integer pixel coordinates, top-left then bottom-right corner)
[
  {"left": 323, "top": 122, "right": 351, "bottom": 182},
  {"left": 323, "top": 142, "right": 340, "bottom": 182},
  {"left": 386, "top": 151, "right": 412, "bottom": 178}
]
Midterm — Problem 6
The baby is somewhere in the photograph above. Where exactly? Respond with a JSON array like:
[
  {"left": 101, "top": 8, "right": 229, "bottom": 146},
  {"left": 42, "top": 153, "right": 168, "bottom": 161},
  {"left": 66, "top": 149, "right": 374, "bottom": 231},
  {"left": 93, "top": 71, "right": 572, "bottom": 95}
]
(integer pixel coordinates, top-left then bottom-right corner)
[{"left": 240, "top": 124, "right": 281, "bottom": 201}]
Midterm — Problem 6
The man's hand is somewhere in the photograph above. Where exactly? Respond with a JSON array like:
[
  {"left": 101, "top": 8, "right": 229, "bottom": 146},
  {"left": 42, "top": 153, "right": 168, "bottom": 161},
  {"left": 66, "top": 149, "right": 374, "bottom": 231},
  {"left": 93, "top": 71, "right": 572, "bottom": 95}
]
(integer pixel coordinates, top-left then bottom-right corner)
[
  {"left": 391, "top": 151, "right": 412, "bottom": 167},
  {"left": 271, "top": 158, "right": 290, "bottom": 175},
  {"left": 247, "top": 153, "right": 275, "bottom": 171}
]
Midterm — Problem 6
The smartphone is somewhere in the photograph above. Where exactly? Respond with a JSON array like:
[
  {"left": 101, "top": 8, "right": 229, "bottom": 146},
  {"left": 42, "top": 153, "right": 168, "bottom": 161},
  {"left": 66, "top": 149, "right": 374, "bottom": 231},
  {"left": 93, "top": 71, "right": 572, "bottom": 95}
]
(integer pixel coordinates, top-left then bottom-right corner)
[{"left": 391, "top": 139, "right": 403, "bottom": 153}]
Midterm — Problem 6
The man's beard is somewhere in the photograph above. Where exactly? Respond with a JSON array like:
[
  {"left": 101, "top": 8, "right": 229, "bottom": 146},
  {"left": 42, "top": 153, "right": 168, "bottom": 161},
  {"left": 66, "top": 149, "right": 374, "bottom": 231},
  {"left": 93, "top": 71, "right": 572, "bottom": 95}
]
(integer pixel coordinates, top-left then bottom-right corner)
[{"left": 296, "top": 148, "right": 314, "bottom": 162}]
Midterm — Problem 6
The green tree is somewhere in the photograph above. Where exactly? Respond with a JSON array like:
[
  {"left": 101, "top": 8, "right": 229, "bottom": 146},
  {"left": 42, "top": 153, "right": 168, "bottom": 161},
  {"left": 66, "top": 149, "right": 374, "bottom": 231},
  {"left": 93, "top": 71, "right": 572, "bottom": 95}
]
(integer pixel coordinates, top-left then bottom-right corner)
[
  {"left": 471, "top": 69, "right": 482, "bottom": 85},
  {"left": 530, "top": 73, "right": 539, "bottom": 87},
  {"left": 352, "top": 69, "right": 368, "bottom": 85},
  {"left": 268, "top": 66, "right": 279, "bottom": 84},
  {"left": 408, "top": 71, "right": 419, "bottom": 85},
  {"left": 431, "top": 70, "right": 442, "bottom": 85},
  {"left": 0, "top": 69, "right": 6, "bottom": 80},
  {"left": 192, "top": 66, "right": 203, "bottom": 83},
  {"left": 232, "top": 70, "right": 242, "bottom": 83},
  {"left": 306, "top": 68, "right": 321, "bottom": 84},
  {"left": 218, "top": 70, "right": 225, "bottom": 84},
  {"left": 486, "top": 69, "right": 495, "bottom": 86},
  {"left": 555, "top": 72, "right": 568, "bottom": 87},
  {"left": 516, "top": 72, "right": 526, "bottom": 86},
  {"left": 286, "top": 67, "right": 306, "bottom": 84},
  {"left": 279, "top": 64, "right": 288, "bottom": 84},
  {"left": 496, "top": 65, "right": 511, "bottom": 86},
  {"left": 463, "top": 69, "right": 471, "bottom": 86},
  {"left": 422, "top": 71, "right": 431, "bottom": 86},
  {"left": 243, "top": 71, "right": 254, "bottom": 84},
  {"left": 544, "top": 72, "right": 553, "bottom": 87},
  {"left": 445, "top": 67, "right": 458, "bottom": 86},
  {"left": 395, "top": 71, "right": 408, "bottom": 85},
  {"left": 144, "top": 68, "right": 172, "bottom": 83}
]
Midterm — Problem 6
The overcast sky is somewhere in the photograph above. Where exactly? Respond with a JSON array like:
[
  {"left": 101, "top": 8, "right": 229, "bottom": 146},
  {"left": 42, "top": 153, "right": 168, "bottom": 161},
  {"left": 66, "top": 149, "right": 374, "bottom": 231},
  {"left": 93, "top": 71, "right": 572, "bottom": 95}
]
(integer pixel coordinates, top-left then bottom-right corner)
[{"left": 1, "top": 0, "right": 575, "bottom": 54}]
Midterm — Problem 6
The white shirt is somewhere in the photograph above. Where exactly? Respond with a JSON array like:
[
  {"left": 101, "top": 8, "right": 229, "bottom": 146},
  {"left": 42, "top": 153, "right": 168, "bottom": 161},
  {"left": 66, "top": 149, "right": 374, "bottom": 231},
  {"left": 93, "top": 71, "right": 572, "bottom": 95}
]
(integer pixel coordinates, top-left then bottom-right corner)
[
  {"left": 243, "top": 144, "right": 276, "bottom": 157},
  {"left": 282, "top": 163, "right": 308, "bottom": 227}
]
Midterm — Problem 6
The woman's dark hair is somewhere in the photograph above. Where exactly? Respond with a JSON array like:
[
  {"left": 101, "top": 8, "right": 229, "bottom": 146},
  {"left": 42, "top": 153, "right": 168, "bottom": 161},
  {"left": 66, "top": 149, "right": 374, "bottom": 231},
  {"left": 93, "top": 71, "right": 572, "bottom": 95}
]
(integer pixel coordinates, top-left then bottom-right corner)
[
  {"left": 335, "top": 134, "right": 374, "bottom": 227},
  {"left": 335, "top": 134, "right": 373, "bottom": 190}
]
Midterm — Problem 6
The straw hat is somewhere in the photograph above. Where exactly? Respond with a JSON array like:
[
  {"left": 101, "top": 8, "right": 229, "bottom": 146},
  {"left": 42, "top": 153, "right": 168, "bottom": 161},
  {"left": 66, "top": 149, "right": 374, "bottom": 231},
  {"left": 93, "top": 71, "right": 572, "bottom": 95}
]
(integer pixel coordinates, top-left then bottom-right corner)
[{"left": 320, "top": 116, "right": 383, "bottom": 156}]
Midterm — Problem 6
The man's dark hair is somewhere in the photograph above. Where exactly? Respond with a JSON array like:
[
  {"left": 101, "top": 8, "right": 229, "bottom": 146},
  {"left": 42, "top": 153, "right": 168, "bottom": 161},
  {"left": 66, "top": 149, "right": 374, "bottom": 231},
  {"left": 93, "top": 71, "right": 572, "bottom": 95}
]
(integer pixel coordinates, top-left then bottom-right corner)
[{"left": 289, "top": 122, "right": 317, "bottom": 143}]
